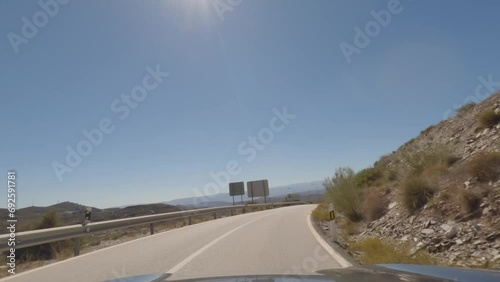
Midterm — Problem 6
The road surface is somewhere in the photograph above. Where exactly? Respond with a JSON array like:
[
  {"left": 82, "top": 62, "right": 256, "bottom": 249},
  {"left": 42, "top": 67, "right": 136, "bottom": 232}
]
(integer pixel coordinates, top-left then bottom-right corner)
[{"left": 2, "top": 205, "right": 348, "bottom": 281}]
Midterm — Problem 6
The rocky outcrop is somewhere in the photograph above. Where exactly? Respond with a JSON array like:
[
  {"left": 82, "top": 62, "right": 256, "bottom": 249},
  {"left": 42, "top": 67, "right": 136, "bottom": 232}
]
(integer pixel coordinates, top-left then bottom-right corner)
[
  {"left": 346, "top": 92, "right": 500, "bottom": 268},
  {"left": 351, "top": 183, "right": 500, "bottom": 267}
]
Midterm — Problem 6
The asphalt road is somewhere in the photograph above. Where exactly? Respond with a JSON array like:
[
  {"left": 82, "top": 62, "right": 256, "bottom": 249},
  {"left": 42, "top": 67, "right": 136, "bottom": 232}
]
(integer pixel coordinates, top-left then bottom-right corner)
[{"left": 2, "top": 205, "right": 349, "bottom": 282}]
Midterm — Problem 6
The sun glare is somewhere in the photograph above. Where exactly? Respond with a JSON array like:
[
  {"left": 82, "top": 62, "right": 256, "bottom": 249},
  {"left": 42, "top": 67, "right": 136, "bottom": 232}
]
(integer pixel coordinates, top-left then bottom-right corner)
[{"left": 171, "top": 0, "right": 213, "bottom": 29}]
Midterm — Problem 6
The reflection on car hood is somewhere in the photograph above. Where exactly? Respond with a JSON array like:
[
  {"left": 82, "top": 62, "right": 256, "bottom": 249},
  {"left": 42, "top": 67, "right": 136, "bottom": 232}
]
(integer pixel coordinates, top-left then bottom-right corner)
[{"left": 104, "top": 264, "right": 500, "bottom": 282}]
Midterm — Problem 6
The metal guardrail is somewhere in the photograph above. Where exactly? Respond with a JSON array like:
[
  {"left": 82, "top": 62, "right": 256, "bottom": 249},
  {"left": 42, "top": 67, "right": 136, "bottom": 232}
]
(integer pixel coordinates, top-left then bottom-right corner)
[{"left": 0, "top": 202, "right": 306, "bottom": 255}]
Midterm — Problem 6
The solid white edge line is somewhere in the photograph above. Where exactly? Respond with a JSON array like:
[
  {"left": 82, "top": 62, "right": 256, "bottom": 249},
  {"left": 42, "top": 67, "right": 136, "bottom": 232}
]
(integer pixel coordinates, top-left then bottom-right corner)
[{"left": 306, "top": 214, "right": 352, "bottom": 268}]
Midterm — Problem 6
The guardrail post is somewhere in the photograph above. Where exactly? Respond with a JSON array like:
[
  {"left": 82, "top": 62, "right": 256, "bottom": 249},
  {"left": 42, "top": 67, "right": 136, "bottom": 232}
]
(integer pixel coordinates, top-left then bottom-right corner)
[
  {"left": 242, "top": 207, "right": 246, "bottom": 214},
  {"left": 149, "top": 223, "right": 154, "bottom": 235},
  {"left": 188, "top": 216, "right": 192, "bottom": 225},
  {"left": 73, "top": 237, "right": 80, "bottom": 257},
  {"left": 213, "top": 212, "right": 217, "bottom": 219}
]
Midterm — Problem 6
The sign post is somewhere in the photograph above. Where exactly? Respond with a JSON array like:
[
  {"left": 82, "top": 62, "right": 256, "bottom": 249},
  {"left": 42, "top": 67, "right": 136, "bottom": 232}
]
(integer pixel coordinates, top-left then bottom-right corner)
[
  {"left": 328, "top": 203, "right": 337, "bottom": 243},
  {"left": 247, "top": 180, "right": 269, "bottom": 204}
]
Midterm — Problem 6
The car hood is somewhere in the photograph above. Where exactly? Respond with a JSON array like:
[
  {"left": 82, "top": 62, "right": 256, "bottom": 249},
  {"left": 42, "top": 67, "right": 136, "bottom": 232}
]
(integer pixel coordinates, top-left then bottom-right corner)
[{"left": 105, "top": 264, "right": 500, "bottom": 282}]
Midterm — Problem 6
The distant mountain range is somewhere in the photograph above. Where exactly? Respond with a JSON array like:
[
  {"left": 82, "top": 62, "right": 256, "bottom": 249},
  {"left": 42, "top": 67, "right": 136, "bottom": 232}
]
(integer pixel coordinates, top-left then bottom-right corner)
[
  {"left": 0, "top": 201, "right": 183, "bottom": 231},
  {"left": 0, "top": 181, "right": 325, "bottom": 231},
  {"left": 163, "top": 181, "right": 324, "bottom": 207}
]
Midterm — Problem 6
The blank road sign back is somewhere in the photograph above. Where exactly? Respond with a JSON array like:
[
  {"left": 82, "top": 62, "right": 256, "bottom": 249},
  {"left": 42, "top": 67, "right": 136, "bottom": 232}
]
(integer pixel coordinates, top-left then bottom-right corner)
[
  {"left": 247, "top": 180, "right": 269, "bottom": 197},
  {"left": 229, "top": 182, "right": 245, "bottom": 196}
]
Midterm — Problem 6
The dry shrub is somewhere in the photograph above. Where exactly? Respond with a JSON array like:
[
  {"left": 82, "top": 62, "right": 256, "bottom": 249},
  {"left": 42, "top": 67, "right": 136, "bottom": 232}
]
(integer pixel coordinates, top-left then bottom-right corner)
[
  {"left": 466, "top": 151, "right": 500, "bottom": 182},
  {"left": 421, "top": 125, "right": 435, "bottom": 135},
  {"left": 478, "top": 110, "right": 500, "bottom": 128},
  {"left": 405, "top": 144, "right": 458, "bottom": 176},
  {"left": 422, "top": 164, "right": 449, "bottom": 178},
  {"left": 456, "top": 102, "right": 476, "bottom": 115},
  {"left": 349, "top": 237, "right": 436, "bottom": 265},
  {"left": 457, "top": 188, "right": 482, "bottom": 214},
  {"left": 311, "top": 203, "right": 330, "bottom": 221},
  {"left": 401, "top": 176, "right": 435, "bottom": 213},
  {"left": 337, "top": 218, "right": 360, "bottom": 241},
  {"left": 16, "top": 210, "right": 72, "bottom": 262},
  {"left": 363, "top": 188, "right": 388, "bottom": 221}
]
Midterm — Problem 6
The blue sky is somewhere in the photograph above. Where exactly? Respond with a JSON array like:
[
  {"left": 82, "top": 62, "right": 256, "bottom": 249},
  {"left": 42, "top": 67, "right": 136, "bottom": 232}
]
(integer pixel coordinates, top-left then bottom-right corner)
[{"left": 1, "top": 0, "right": 500, "bottom": 208}]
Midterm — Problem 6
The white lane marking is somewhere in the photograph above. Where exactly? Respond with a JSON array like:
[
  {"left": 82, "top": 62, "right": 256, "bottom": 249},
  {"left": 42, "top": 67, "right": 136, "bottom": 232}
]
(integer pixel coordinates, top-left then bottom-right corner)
[
  {"left": 0, "top": 209, "right": 272, "bottom": 281},
  {"left": 306, "top": 214, "right": 352, "bottom": 267},
  {"left": 166, "top": 213, "right": 273, "bottom": 274}
]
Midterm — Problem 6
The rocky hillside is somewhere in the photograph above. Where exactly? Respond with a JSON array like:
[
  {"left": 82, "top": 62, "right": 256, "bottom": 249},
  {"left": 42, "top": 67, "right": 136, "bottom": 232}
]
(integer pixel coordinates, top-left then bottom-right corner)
[
  {"left": 394, "top": 92, "right": 500, "bottom": 166},
  {"left": 327, "top": 92, "right": 500, "bottom": 269}
]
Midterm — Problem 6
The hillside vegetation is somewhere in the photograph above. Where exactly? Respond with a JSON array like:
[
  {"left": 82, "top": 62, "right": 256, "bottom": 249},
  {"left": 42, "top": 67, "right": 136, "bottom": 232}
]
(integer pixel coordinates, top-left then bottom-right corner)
[{"left": 320, "top": 91, "right": 500, "bottom": 269}]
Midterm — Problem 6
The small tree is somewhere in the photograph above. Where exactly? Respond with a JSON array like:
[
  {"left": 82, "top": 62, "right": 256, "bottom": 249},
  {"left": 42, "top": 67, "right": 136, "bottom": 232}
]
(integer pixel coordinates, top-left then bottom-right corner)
[{"left": 324, "top": 167, "right": 363, "bottom": 222}]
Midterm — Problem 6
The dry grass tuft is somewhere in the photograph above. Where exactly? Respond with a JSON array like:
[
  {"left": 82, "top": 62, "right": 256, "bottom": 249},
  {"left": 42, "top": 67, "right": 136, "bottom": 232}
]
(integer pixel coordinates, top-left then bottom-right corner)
[
  {"left": 456, "top": 102, "right": 476, "bottom": 115},
  {"left": 457, "top": 188, "right": 482, "bottom": 214},
  {"left": 478, "top": 110, "right": 500, "bottom": 128},
  {"left": 466, "top": 151, "right": 500, "bottom": 182},
  {"left": 400, "top": 176, "right": 435, "bottom": 213},
  {"left": 349, "top": 237, "right": 436, "bottom": 265},
  {"left": 311, "top": 203, "right": 330, "bottom": 221}
]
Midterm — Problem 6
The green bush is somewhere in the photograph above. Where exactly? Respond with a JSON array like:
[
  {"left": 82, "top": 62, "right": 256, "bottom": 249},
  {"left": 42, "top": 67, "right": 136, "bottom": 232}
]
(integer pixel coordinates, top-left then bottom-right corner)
[
  {"left": 401, "top": 177, "right": 435, "bottom": 213},
  {"left": 466, "top": 152, "right": 500, "bottom": 182},
  {"left": 456, "top": 102, "right": 476, "bottom": 115},
  {"left": 374, "top": 154, "right": 393, "bottom": 168},
  {"left": 478, "top": 110, "right": 500, "bottom": 128},
  {"left": 324, "top": 167, "right": 363, "bottom": 222},
  {"left": 384, "top": 169, "right": 399, "bottom": 181},
  {"left": 354, "top": 167, "right": 384, "bottom": 188}
]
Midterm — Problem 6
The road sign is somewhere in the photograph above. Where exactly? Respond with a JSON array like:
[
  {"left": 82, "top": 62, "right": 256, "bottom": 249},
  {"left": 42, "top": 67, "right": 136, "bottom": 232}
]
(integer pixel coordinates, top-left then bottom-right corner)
[
  {"left": 247, "top": 180, "right": 269, "bottom": 197},
  {"left": 229, "top": 182, "right": 245, "bottom": 196}
]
